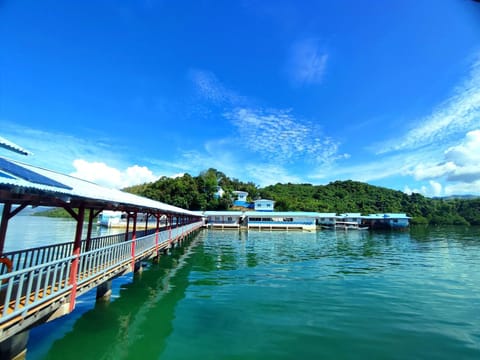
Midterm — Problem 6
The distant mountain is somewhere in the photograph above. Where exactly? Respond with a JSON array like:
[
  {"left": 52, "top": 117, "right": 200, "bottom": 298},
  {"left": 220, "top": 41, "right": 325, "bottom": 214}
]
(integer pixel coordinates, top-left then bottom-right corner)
[
  {"left": 2, "top": 205, "right": 54, "bottom": 216},
  {"left": 433, "top": 195, "right": 479, "bottom": 200}
]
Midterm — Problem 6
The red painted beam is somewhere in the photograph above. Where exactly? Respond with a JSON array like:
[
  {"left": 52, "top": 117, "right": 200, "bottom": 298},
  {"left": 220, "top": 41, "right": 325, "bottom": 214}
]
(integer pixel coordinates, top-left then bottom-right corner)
[{"left": 68, "top": 205, "right": 85, "bottom": 312}]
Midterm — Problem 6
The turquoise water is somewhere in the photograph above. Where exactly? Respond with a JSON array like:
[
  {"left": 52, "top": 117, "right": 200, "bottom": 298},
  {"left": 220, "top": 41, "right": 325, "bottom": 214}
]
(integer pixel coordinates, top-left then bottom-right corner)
[{"left": 19, "top": 223, "right": 480, "bottom": 359}]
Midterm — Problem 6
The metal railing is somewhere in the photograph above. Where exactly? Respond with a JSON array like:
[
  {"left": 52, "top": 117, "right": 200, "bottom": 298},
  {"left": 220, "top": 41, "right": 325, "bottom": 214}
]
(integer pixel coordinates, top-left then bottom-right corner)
[
  {"left": 0, "top": 226, "right": 170, "bottom": 275},
  {"left": 0, "top": 221, "right": 203, "bottom": 328},
  {"left": 0, "top": 256, "right": 74, "bottom": 323}
]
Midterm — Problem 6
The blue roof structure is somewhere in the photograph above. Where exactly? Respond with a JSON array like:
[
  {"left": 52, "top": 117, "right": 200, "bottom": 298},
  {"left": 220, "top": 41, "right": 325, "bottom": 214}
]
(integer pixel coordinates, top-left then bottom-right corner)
[
  {"left": 0, "top": 136, "right": 30, "bottom": 156},
  {"left": 0, "top": 156, "right": 199, "bottom": 216}
]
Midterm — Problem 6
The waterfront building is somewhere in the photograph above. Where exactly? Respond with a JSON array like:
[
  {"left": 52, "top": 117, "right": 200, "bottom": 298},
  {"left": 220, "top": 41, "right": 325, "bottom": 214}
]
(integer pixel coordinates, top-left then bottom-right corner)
[
  {"left": 204, "top": 211, "right": 244, "bottom": 229},
  {"left": 254, "top": 199, "right": 275, "bottom": 212},
  {"left": 232, "top": 191, "right": 250, "bottom": 207},
  {"left": 362, "top": 213, "right": 411, "bottom": 230},
  {"left": 338, "top": 213, "right": 363, "bottom": 224},
  {"left": 317, "top": 213, "right": 338, "bottom": 227},
  {"left": 244, "top": 211, "right": 317, "bottom": 231}
]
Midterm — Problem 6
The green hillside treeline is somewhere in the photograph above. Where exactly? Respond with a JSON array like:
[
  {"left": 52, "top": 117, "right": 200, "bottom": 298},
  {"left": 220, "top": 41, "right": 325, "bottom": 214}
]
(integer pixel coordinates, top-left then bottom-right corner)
[{"left": 124, "top": 169, "right": 480, "bottom": 226}]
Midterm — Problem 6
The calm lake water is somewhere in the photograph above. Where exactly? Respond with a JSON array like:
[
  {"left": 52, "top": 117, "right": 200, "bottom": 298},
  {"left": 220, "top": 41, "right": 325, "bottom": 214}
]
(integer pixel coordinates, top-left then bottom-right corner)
[{"left": 5, "top": 216, "right": 480, "bottom": 359}]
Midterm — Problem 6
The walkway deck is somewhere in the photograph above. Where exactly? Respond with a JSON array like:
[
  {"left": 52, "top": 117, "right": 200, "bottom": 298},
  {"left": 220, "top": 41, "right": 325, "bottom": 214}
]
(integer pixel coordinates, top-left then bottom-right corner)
[{"left": 0, "top": 221, "right": 202, "bottom": 342}]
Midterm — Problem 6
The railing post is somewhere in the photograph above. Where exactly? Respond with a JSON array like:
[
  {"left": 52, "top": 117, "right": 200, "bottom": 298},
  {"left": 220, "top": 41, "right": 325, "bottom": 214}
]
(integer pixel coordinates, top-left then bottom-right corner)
[
  {"left": 85, "top": 208, "right": 95, "bottom": 252},
  {"left": 144, "top": 213, "right": 149, "bottom": 233},
  {"left": 130, "top": 212, "right": 137, "bottom": 272},
  {"left": 68, "top": 205, "right": 85, "bottom": 312},
  {"left": 124, "top": 214, "right": 131, "bottom": 242},
  {"left": 168, "top": 215, "right": 172, "bottom": 244},
  {"left": 0, "top": 202, "right": 11, "bottom": 256},
  {"left": 155, "top": 215, "right": 160, "bottom": 254}
]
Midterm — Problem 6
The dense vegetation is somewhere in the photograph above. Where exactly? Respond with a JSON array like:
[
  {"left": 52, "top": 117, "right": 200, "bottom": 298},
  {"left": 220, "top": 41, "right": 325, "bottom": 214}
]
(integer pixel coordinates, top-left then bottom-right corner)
[
  {"left": 124, "top": 169, "right": 260, "bottom": 211},
  {"left": 35, "top": 168, "right": 479, "bottom": 225},
  {"left": 124, "top": 169, "right": 480, "bottom": 226}
]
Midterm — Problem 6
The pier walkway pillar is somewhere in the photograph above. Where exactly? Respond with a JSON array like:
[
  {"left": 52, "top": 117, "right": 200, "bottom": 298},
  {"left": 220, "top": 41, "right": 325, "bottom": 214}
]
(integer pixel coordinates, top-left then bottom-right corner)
[
  {"left": 134, "top": 261, "right": 144, "bottom": 274},
  {"left": 0, "top": 330, "right": 29, "bottom": 360},
  {"left": 96, "top": 280, "right": 112, "bottom": 302}
]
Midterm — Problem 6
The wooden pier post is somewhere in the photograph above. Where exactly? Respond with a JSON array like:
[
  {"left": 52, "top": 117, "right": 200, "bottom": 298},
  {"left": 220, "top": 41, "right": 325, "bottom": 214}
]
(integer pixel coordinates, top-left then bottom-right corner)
[
  {"left": 0, "top": 330, "right": 29, "bottom": 360},
  {"left": 96, "top": 280, "right": 112, "bottom": 302}
]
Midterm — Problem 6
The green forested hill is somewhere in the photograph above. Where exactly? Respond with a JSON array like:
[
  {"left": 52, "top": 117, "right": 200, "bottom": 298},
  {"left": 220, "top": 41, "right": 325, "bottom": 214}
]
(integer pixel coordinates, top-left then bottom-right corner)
[
  {"left": 259, "top": 181, "right": 480, "bottom": 225},
  {"left": 123, "top": 169, "right": 480, "bottom": 226},
  {"left": 124, "top": 168, "right": 260, "bottom": 211}
]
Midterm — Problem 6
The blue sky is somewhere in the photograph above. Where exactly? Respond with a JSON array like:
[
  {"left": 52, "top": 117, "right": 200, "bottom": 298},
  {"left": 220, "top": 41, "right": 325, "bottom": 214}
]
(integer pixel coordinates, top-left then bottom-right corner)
[{"left": 1, "top": 1, "right": 480, "bottom": 197}]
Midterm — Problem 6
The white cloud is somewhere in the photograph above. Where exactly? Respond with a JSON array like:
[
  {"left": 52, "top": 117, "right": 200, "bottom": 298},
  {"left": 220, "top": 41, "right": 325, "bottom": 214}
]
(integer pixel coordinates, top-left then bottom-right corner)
[
  {"left": 429, "top": 180, "right": 443, "bottom": 196},
  {"left": 409, "top": 129, "right": 480, "bottom": 184},
  {"left": 288, "top": 38, "right": 328, "bottom": 86},
  {"left": 445, "top": 129, "right": 480, "bottom": 162},
  {"left": 411, "top": 162, "right": 457, "bottom": 181},
  {"left": 70, "top": 159, "right": 158, "bottom": 189},
  {"left": 377, "top": 56, "right": 480, "bottom": 154},
  {"left": 403, "top": 181, "right": 443, "bottom": 197},
  {"left": 225, "top": 107, "right": 346, "bottom": 164}
]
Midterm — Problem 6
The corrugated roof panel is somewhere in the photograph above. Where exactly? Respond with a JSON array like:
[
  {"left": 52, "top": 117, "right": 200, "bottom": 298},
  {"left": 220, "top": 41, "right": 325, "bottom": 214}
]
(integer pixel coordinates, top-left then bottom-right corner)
[
  {"left": 0, "top": 136, "right": 30, "bottom": 156},
  {"left": 0, "top": 157, "right": 198, "bottom": 216},
  {"left": 0, "top": 158, "right": 72, "bottom": 189}
]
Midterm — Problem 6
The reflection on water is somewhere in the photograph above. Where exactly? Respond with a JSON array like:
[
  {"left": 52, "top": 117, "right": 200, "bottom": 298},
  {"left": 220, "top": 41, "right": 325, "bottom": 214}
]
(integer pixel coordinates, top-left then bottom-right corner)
[
  {"left": 39, "top": 240, "right": 201, "bottom": 360},
  {"left": 23, "top": 226, "right": 480, "bottom": 360}
]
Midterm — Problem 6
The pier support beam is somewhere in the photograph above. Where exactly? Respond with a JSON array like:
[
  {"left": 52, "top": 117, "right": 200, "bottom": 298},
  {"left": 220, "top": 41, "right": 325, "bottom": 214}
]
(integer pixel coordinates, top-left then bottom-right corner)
[
  {"left": 134, "top": 261, "right": 144, "bottom": 274},
  {"left": 0, "top": 330, "right": 29, "bottom": 360},
  {"left": 96, "top": 280, "right": 112, "bottom": 302}
]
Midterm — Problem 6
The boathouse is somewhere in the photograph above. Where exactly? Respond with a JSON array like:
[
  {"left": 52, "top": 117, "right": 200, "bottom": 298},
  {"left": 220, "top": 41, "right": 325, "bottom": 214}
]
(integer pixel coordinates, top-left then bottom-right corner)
[
  {"left": 244, "top": 211, "right": 317, "bottom": 231},
  {"left": 338, "top": 213, "right": 363, "bottom": 224},
  {"left": 204, "top": 211, "right": 243, "bottom": 229},
  {"left": 362, "top": 213, "right": 411, "bottom": 230},
  {"left": 317, "top": 213, "right": 338, "bottom": 227}
]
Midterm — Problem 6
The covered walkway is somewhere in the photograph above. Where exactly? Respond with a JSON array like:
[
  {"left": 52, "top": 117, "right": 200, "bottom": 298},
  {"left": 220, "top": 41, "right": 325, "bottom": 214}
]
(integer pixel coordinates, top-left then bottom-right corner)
[{"left": 0, "top": 155, "right": 203, "bottom": 358}]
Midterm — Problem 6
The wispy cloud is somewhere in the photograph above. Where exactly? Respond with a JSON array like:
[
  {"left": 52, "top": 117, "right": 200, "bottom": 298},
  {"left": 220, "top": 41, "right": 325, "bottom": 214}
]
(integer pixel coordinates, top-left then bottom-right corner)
[
  {"left": 0, "top": 121, "right": 163, "bottom": 189},
  {"left": 158, "top": 139, "right": 242, "bottom": 181},
  {"left": 0, "top": 122, "right": 119, "bottom": 172},
  {"left": 225, "top": 107, "right": 346, "bottom": 165},
  {"left": 377, "top": 56, "right": 480, "bottom": 154},
  {"left": 310, "top": 151, "right": 415, "bottom": 184},
  {"left": 188, "top": 69, "right": 346, "bottom": 178},
  {"left": 244, "top": 163, "right": 302, "bottom": 187},
  {"left": 189, "top": 69, "right": 243, "bottom": 105},
  {"left": 287, "top": 38, "right": 328, "bottom": 86}
]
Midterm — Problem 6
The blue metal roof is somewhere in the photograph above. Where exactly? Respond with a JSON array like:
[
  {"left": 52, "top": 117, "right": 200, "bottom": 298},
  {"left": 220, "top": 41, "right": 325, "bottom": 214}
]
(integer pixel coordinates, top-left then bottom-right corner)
[
  {"left": 202, "top": 211, "right": 244, "bottom": 216},
  {"left": 363, "top": 213, "right": 411, "bottom": 219},
  {"left": 0, "top": 136, "right": 30, "bottom": 156},
  {"left": 244, "top": 211, "right": 319, "bottom": 217},
  {"left": 0, "top": 157, "right": 199, "bottom": 216}
]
